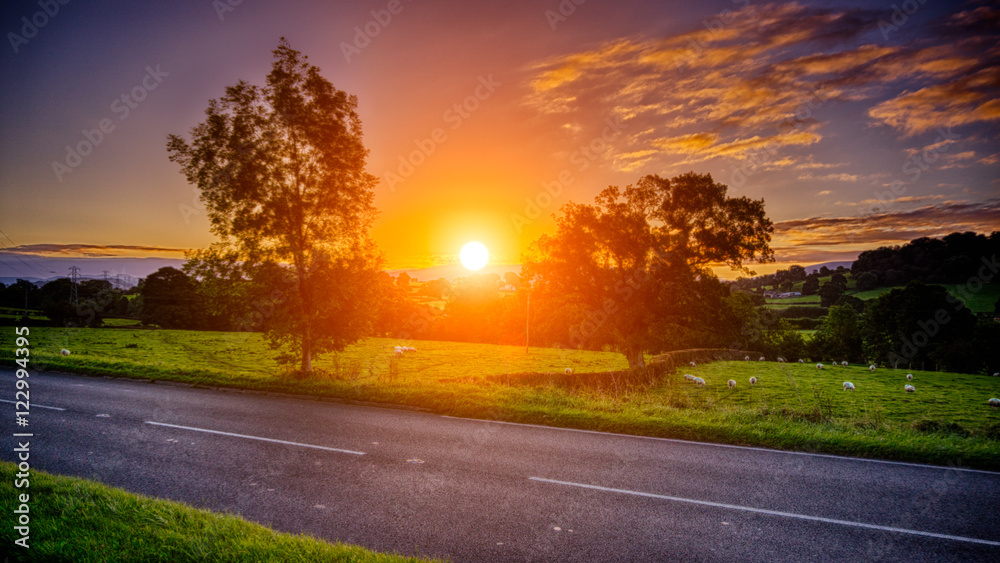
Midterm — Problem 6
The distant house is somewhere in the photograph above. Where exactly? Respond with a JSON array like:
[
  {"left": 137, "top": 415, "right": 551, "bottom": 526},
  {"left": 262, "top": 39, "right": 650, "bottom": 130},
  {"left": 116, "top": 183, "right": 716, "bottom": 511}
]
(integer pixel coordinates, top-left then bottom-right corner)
[{"left": 767, "top": 292, "right": 801, "bottom": 299}]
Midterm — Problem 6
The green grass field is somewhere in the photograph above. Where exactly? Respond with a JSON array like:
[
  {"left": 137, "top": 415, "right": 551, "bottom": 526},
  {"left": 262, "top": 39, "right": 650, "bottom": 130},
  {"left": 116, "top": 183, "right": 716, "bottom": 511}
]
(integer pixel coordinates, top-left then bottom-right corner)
[
  {"left": 0, "top": 462, "right": 433, "bottom": 563},
  {"left": 765, "top": 282, "right": 998, "bottom": 312},
  {"left": 5, "top": 326, "right": 1000, "bottom": 469}
]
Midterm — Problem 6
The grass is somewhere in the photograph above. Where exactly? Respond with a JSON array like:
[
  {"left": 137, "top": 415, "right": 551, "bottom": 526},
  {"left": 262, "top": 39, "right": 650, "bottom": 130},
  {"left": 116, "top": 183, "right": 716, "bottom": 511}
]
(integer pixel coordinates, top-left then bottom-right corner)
[
  {"left": 0, "top": 462, "right": 434, "bottom": 562},
  {"left": 4, "top": 326, "right": 1000, "bottom": 470},
  {"left": 765, "top": 282, "right": 998, "bottom": 313}
]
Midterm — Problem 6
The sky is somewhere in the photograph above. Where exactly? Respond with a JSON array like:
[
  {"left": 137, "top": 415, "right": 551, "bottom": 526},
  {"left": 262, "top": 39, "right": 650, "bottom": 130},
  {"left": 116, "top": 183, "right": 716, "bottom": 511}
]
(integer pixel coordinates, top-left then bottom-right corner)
[{"left": 1, "top": 0, "right": 997, "bottom": 282}]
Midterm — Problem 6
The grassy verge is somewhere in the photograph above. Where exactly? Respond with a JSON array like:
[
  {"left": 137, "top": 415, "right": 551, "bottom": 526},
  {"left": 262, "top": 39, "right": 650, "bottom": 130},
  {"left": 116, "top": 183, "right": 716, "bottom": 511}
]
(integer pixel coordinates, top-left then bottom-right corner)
[
  {"left": 0, "top": 462, "right": 434, "bottom": 562},
  {"left": 4, "top": 327, "right": 1000, "bottom": 470}
]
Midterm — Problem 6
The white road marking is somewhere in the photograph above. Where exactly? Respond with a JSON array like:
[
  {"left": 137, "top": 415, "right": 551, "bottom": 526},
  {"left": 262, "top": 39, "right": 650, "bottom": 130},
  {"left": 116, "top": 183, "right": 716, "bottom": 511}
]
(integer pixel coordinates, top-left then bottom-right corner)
[
  {"left": 530, "top": 477, "right": 1000, "bottom": 547},
  {"left": 144, "top": 421, "right": 365, "bottom": 455},
  {"left": 0, "top": 399, "right": 65, "bottom": 411},
  {"left": 443, "top": 416, "right": 997, "bottom": 475}
]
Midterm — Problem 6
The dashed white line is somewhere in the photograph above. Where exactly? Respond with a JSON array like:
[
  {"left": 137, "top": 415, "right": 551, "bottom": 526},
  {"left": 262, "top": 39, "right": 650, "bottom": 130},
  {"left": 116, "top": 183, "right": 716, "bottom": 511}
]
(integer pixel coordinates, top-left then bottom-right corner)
[
  {"left": 443, "top": 416, "right": 997, "bottom": 475},
  {"left": 144, "top": 421, "right": 365, "bottom": 455},
  {"left": 0, "top": 399, "right": 65, "bottom": 411},
  {"left": 529, "top": 477, "right": 1000, "bottom": 547}
]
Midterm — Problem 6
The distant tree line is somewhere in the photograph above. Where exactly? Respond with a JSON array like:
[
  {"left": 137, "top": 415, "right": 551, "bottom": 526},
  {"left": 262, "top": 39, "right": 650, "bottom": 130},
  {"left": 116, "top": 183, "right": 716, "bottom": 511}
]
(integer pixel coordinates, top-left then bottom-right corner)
[{"left": 852, "top": 231, "right": 1000, "bottom": 288}]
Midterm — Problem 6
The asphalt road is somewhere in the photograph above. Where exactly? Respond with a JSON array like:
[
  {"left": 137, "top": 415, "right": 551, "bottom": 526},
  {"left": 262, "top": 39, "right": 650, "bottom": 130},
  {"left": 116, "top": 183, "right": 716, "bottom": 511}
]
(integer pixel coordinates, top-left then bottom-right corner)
[{"left": 3, "top": 368, "right": 999, "bottom": 561}]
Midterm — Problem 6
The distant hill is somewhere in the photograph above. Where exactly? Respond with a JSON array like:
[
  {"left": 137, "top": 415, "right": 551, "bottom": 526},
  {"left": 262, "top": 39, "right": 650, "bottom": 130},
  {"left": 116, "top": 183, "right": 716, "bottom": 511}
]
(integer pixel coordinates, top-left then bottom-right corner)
[{"left": 803, "top": 261, "right": 854, "bottom": 274}]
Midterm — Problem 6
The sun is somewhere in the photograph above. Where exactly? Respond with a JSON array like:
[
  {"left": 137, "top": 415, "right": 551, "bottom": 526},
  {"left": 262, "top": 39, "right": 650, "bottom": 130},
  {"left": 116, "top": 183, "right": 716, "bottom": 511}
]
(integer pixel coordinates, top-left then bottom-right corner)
[{"left": 459, "top": 241, "right": 489, "bottom": 271}]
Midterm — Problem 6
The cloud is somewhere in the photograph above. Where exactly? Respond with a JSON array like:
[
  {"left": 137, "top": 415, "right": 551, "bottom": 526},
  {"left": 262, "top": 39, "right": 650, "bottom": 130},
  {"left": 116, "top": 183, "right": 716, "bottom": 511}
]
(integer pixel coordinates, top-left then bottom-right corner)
[
  {"left": 773, "top": 199, "right": 1000, "bottom": 249},
  {"left": 525, "top": 2, "right": 999, "bottom": 174},
  {"left": 1, "top": 244, "right": 190, "bottom": 258}
]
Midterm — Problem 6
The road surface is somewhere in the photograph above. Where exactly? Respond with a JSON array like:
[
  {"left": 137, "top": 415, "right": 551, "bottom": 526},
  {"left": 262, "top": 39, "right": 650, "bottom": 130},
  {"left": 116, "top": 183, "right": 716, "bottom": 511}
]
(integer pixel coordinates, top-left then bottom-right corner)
[{"left": 2, "top": 368, "right": 998, "bottom": 561}]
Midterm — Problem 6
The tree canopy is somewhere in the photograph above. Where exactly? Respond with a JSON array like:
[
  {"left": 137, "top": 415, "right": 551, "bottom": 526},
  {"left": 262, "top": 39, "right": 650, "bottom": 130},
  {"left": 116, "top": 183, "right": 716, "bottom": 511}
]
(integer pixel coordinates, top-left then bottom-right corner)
[
  {"left": 167, "top": 38, "right": 381, "bottom": 373},
  {"left": 523, "top": 172, "right": 774, "bottom": 367}
]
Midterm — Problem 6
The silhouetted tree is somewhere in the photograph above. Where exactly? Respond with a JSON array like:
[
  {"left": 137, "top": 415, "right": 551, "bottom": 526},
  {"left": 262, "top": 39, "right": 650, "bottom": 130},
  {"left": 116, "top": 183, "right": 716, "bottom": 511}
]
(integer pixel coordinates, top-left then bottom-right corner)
[{"left": 168, "top": 38, "right": 380, "bottom": 373}]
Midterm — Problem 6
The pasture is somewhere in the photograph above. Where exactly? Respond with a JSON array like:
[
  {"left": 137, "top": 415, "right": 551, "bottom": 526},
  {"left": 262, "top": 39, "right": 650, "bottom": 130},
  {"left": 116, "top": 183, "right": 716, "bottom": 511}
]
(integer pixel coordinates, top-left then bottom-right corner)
[{"left": 5, "top": 326, "right": 1000, "bottom": 469}]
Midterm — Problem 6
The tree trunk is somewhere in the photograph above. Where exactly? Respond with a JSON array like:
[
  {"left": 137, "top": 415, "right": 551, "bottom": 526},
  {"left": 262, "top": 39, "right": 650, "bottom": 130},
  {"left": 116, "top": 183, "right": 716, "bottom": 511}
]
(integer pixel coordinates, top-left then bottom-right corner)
[{"left": 625, "top": 347, "right": 645, "bottom": 369}]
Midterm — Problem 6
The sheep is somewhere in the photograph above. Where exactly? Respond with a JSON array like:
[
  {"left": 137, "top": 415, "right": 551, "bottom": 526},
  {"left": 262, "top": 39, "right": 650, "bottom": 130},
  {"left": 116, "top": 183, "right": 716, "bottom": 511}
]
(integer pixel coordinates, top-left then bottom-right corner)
[
  {"left": 759, "top": 356, "right": 766, "bottom": 361},
  {"left": 904, "top": 384, "right": 915, "bottom": 393},
  {"left": 745, "top": 355, "right": 750, "bottom": 361},
  {"left": 843, "top": 381, "right": 855, "bottom": 391},
  {"left": 798, "top": 359, "right": 805, "bottom": 363},
  {"left": 60, "top": 349, "right": 70, "bottom": 356},
  {"left": 993, "top": 373, "right": 999, "bottom": 377},
  {"left": 817, "top": 363, "right": 825, "bottom": 369},
  {"left": 841, "top": 361, "right": 848, "bottom": 367},
  {"left": 727, "top": 379, "right": 737, "bottom": 390},
  {"left": 693, "top": 377, "right": 706, "bottom": 387},
  {"left": 683, "top": 374, "right": 695, "bottom": 382},
  {"left": 777, "top": 357, "right": 785, "bottom": 363},
  {"left": 689, "top": 361, "right": 697, "bottom": 367},
  {"left": 869, "top": 365, "right": 876, "bottom": 372},
  {"left": 394, "top": 350, "right": 403, "bottom": 358},
  {"left": 749, "top": 376, "right": 757, "bottom": 386},
  {"left": 906, "top": 373, "right": 913, "bottom": 381},
  {"left": 989, "top": 398, "right": 1000, "bottom": 407},
  {"left": 564, "top": 368, "right": 573, "bottom": 374}
]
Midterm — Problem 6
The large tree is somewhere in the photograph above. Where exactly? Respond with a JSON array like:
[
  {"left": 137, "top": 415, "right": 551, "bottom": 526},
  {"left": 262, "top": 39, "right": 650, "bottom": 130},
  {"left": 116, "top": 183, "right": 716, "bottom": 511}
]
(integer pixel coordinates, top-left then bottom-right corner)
[
  {"left": 523, "top": 172, "right": 773, "bottom": 367},
  {"left": 167, "top": 38, "right": 380, "bottom": 373}
]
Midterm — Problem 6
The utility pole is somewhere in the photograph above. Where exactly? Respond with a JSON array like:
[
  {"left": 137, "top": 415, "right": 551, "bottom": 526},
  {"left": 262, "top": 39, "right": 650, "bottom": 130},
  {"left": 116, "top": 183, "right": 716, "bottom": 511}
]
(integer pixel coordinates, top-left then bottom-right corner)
[
  {"left": 525, "top": 289, "right": 530, "bottom": 354},
  {"left": 69, "top": 266, "right": 80, "bottom": 306}
]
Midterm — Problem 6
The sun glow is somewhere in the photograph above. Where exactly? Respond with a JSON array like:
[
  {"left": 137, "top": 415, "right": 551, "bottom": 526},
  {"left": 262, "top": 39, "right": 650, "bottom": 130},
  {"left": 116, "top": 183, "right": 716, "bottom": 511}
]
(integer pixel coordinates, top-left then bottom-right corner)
[{"left": 459, "top": 241, "right": 489, "bottom": 271}]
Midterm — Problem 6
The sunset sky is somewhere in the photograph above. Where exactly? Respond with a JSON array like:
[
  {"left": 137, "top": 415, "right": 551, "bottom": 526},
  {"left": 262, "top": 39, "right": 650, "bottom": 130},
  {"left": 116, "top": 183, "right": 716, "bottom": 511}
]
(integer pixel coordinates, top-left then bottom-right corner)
[{"left": 1, "top": 0, "right": 997, "bottom": 281}]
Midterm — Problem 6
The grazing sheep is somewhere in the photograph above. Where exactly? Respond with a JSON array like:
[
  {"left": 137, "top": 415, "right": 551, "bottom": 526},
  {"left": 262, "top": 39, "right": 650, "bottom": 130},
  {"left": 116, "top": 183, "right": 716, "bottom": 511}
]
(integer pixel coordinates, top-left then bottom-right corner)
[
  {"left": 777, "top": 357, "right": 785, "bottom": 363},
  {"left": 841, "top": 361, "right": 848, "bottom": 367},
  {"left": 843, "top": 381, "right": 855, "bottom": 391},
  {"left": 869, "top": 365, "right": 876, "bottom": 372},
  {"left": 993, "top": 373, "right": 999, "bottom": 377},
  {"left": 817, "top": 363, "right": 824, "bottom": 369},
  {"left": 60, "top": 349, "right": 70, "bottom": 356},
  {"left": 906, "top": 374, "right": 913, "bottom": 381},
  {"left": 798, "top": 359, "right": 805, "bottom": 363},
  {"left": 689, "top": 361, "right": 697, "bottom": 367},
  {"left": 749, "top": 376, "right": 757, "bottom": 386},
  {"left": 745, "top": 355, "right": 750, "bottom": 361},
  {"left": 394, "top": 350, "right": 403, "bottom": 358},
  {"left": 989, "top": 398, "right": 1000, "bottom": 407},
  {"left": 694, "top": 377, "right": 706, "bottom": 387},
  {"left": 727, "top": 379, "right": 737, "bottom": 389},
  {"left": 564, "top": 368, "right": 573, "bottom": 374},
  {"left": 759, "top": 356, "right": 766, "bottom": 361},
  {"left": 904, "top": 384, "right": 915, "bottom": 393},
  {"left": 684, "top": 374, "right": 695, "bottom": 382}
]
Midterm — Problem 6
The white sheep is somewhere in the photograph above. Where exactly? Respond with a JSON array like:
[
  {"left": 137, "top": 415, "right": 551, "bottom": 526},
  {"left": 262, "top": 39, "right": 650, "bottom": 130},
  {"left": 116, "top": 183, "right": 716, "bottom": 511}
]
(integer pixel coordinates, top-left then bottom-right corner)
[
  {"left": 777, "top": 357, "right": 785, "bottom": 363},
  {"left": 904, "top": 384, "right": 915, "bottom": 393},
  {"left": 745, "top": 355, "right": 750, "bottom": 361},
  {"left": 843, "top": 381, "right": 855, "bottom": 391},
  {"left": 683, "top": 374, "right": 694, "bottom": 382},
  {"left": 869, "top": 365, "right": 876, "bottom": 372},
  {"left": 798, "top": 359, "right": 805, "bottom": 363},
  {"left": 906, "top": 374, "right": 913, "bottom": 381},
  {"left": 989, "top": 398, "right": 1000, "bottom": 407},
  {"left": 749, "top": 376, "right": 757, "bottom": 386},
  {"left": 694, "top": 377, "right": 706, "bottom": 387},
  {"left": 759, "top": 356, "right": 765, "bottom": 361},
  {"left": 60, "top": 349, "right": 70, "bottom": 356},
  {"left": 564, "top": 368, "right": 573, "bottom": 374},
  {"left": 993, "top": 373, "right": 999, "bottom": 377},
  {"left": 689, "top": 361, "right": 697, "bottom": 367},
  {"left": 817, "top": 363, "right": 824, "bottom": 370},
  {"left": 394, "top": 350, "right": 403, "bottom": 358},
  {"left": 727, "top": 379, "right": 737, "bottom": 389},
  {"left": 841, "top": 361, "right": 848, "bottom": 367}
]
